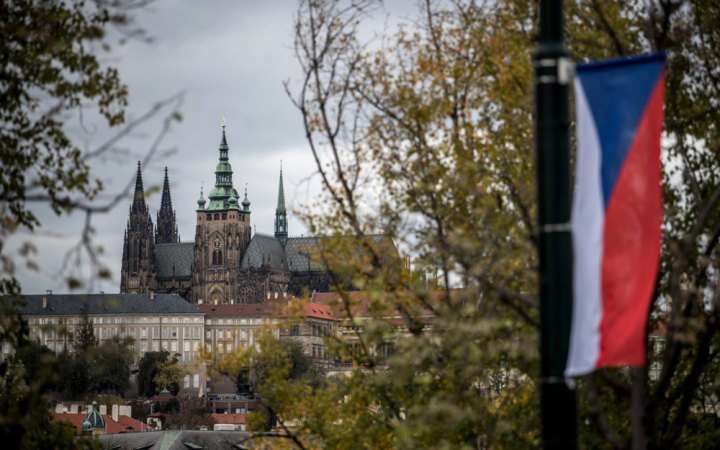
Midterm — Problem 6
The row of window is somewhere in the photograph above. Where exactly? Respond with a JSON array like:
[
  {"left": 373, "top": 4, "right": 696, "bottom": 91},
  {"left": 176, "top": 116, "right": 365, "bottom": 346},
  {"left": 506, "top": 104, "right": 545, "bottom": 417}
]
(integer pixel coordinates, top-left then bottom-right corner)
[
  {"left": 138, "top": 340, "right": 200, "bottom": 353},
  {"left": 312, "top": 344, "right": 327, "bottom": 359},
  {"left": 96, "top": 325, "right": 201, "bottom": 340},
  {"left": 311, "top": 323, "right": 331, "bottom": 337},
  {"left": 208, "top": 329, "right": 250, "bottom": 340},
  {"left": 205, "top": 212, "right": 248, "bottom": 222}
]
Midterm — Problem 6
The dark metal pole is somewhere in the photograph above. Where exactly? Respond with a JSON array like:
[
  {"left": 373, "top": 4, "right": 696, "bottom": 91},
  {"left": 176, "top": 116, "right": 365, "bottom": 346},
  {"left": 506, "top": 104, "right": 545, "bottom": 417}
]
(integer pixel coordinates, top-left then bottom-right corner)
[{"left": 534, "top": 1, "right": 577, "bottom": 449}]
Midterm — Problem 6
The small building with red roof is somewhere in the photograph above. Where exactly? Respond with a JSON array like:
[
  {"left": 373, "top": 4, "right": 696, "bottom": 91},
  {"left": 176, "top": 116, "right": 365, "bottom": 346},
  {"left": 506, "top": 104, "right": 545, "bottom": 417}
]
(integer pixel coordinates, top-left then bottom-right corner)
[{"left": 53, "top": 404, "right": 147, "bottom": 435}]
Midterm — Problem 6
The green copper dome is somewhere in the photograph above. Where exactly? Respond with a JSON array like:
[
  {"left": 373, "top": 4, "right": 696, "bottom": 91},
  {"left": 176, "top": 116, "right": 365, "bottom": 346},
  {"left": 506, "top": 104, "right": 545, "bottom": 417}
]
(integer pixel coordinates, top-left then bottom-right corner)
[{"left": 82, "top": 403, "right": 104, "bottom": 432}]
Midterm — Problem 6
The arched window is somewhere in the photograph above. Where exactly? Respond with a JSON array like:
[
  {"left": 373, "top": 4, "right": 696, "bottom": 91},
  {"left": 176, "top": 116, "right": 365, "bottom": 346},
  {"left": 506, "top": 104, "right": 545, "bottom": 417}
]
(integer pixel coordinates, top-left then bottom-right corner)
[
  {"left": 217, "top": 251, "right": 223, "bottom": 264},
  {"left": 214, "top": 213, "right": 219, "bottom": 220}
]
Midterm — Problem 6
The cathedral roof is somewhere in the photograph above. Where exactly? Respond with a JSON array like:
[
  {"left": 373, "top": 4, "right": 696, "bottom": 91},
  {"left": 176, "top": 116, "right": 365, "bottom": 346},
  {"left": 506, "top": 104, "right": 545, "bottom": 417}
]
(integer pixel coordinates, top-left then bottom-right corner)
[
  {"left": 285, "top": 236, "right": 324, "bottom": 272},
  {"left": 285, "top": 235, "right": 392, "bottom": 272},
  {"left": 11, "top": 293, "right": 199, "bottom": 316},
  {"left": 240, "top": 234, "right": 287, "bottom": 271},
  {"left": 154, "top": 242, "right": 194, "bottom": 279},
  {"left": 238, "top": 234, "right": 395, "bottom": 273}
]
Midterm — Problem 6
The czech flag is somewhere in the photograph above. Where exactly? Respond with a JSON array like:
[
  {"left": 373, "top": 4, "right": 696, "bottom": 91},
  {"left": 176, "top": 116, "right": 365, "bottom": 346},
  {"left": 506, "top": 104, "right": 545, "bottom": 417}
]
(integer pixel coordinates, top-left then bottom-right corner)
[{"left": 566, "top": 53, "right": 666, "bottom": 377}]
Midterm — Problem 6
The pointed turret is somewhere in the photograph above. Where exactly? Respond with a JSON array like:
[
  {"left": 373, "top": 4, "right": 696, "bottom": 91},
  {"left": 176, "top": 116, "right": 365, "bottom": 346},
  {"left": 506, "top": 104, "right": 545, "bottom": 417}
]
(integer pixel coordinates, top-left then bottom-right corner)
[
  {"left": 274, "top": 163, "right": 288, "bottom": 244},
  {"left": 156, "top": 166, "right": 179, "bottom": 244},
  {"left": 197, "top": 185, "right": 206, "bottom": 210},
  {"left": 242, "top": 184, "right": 251, "bottom": 212}
]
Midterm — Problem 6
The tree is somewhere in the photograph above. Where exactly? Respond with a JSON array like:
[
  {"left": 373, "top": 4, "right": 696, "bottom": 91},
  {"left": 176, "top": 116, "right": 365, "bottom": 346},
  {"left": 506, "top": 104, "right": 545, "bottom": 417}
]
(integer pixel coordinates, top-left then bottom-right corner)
[
  {"left": 137, "top": 351, "right": 170, "bottom": 398},
  {"left": 1, "top": 0, "right": 180, "bottom": 446},
  {"left": 253, "top": 0, "right": 720, "bottom": 448},
  {"left": 76, "top": 309, "right": 98, "bottom": 352},
  {"left": 0, "top": 0, "right": 183, "bottom": 295},
  {"left": 214, "top": 328, "right": 323, "bottom": 444},
  {"left": 88, "top": 337, "right": 134, "bottom": 396},
  {"left": 0, "top": 302, "right": 99, "bottom": 449},
  {"left": 154, "top": 354, "right": 185, "bottom": 396}
]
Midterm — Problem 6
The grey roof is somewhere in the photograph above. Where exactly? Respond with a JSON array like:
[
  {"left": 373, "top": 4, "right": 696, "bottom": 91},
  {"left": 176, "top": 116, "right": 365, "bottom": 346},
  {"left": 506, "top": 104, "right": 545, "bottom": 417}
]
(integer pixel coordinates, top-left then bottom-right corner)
[
  {"left": 154, "top": 242, "right": 194, "bottom": 278},
  {"left": 284, "top": 234, "right": 394, "bottom": 272},
  {"left": 285, "top": 236, "right": 324, "bottom": 272},
  {"left": 99, "top": 430, "right": 253, "bottom": 450},
  {"left": 10, "top": 293, "right": 200, "bottom": 316},
  {"left": 240, "top": 234, "right": 287, "bottom": 271}
]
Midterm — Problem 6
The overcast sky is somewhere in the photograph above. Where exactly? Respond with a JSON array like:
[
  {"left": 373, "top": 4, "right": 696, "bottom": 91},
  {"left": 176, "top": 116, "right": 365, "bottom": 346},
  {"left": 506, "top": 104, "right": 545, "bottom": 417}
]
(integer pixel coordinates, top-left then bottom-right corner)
[{"left": 9, "top": 0, "right": 416, "bottom": 294}]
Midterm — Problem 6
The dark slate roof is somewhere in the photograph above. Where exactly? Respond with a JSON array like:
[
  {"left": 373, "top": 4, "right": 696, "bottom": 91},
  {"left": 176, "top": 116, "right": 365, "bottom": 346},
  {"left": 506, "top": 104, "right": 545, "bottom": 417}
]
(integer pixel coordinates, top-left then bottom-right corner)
[
  {"left": 10, "top": 293, "right": 200, "bottom": 316},
  {"left": 99, "top": 430, "right": 253, "bottom": 450},
  {"left": 285, "top": 236, "right": 323, "bottom": 272},
  {"left": 285, "top": 234, "right": 394, "bottom": 272},
  {"left": 154, "top": 242, "right": 194, "bottom": 278},
  {"left": 240, "top": 234, "right": 286, "bottom": 271}
]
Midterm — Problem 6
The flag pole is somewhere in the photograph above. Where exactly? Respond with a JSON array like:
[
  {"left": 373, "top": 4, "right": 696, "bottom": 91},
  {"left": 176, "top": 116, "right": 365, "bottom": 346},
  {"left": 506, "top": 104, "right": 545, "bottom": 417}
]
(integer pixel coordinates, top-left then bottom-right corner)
[{"left": 533, "top": 1, "right": 578, "bottom": 449}]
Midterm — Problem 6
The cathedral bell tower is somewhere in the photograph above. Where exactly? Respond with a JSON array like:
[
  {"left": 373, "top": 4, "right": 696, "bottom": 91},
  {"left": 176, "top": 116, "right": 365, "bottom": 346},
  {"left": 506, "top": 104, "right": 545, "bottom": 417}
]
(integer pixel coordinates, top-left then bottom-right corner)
[
  {"left": 120, "top": 162, "right": 156, "bottom": 293},
  {"left": 191, "top": 125, "right": 251, "bottom": 304}
]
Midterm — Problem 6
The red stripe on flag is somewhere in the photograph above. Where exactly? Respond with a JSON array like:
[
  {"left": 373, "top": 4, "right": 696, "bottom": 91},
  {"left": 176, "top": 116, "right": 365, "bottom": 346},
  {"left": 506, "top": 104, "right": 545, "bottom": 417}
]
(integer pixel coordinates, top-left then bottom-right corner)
[{"left": 597, "top": 72, "right": 665, "bottom": 368}]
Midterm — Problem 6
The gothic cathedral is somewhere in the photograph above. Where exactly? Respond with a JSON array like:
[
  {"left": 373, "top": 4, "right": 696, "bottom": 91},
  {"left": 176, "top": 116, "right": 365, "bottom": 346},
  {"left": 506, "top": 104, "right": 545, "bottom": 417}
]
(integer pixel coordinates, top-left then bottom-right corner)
[{"left": 120, "top": 126, "right": 335, "bottom": 304}]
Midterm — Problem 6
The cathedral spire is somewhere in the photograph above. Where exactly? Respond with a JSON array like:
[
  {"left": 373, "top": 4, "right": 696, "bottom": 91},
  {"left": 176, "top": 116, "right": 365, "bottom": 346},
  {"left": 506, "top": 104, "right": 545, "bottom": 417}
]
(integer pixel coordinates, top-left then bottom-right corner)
[
  {"left": 132, "top": 161, "right": 146, "bottom": 212},
  {"left": 207, "top": 123, "right": 235, "bottom": 210},
  {"left": 156, "top": 166, "right": 179, "bottom": 244},
  {"left": 274, "top": 163, "right": 288, "bottom": 244},
  {"left": 121, "top": 160, "right": 155, "bottom": 293},
  {"left": 277, "top": 161, "right": 286, "bottom": 213}
]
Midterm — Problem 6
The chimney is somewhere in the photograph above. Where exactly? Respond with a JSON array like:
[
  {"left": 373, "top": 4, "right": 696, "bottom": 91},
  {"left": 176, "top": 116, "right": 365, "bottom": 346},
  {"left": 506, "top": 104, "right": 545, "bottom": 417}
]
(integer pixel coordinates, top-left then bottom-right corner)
[
  {"left": 119, "top": 405, "right": 131, "bottom": 417},
  {"left": 149, "top": 291, "right": 155, "bottom": 300},
  {"left": 198, "top": 298, "right": 203, "bottom": 304},
  {"left": 70, "top": 404, "right": 79, "bottom": 414},
  {"left": 99, "top": 404, "right": 107, "bottom": 415},
  {"left": 230, "top": 299, "right": 234, "bottom": 305},
  {"left": 42, "top": 296, "right": 47, "bottom": 309},
  {"left": 111, "top": 404, "right": 119, "bottom": 422}
]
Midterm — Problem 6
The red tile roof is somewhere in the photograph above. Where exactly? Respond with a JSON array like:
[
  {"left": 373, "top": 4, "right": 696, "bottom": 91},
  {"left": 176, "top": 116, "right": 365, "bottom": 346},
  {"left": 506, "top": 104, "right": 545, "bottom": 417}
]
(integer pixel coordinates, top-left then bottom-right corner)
[
  {"left": 303, "top": 302, "right": 335, "bottom": 320},
  {"left": 52, "top": 412, "right": 147, "bottom": 434},
  {"left": 198, "top": 299, "right": 335, "bottom": 321},
  {"left": 311, "top": 291, "right": 437, "bottom": 323},
  {"left": 210, "top": 413, "right": 246, "bottom": 425}
]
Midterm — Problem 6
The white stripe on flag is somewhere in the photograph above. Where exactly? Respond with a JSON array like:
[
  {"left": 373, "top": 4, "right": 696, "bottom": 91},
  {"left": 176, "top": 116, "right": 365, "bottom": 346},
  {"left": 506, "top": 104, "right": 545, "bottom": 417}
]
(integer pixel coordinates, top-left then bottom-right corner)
[{"left": 566, "top": 80, "right": 604, "bottom": 377}]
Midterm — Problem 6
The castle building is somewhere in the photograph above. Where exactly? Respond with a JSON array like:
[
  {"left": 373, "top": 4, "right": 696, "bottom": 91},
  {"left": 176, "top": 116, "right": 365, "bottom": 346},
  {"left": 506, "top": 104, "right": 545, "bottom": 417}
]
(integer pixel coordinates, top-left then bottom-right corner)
[{"left": 119, "top": 126, "right": 368, "bottom": 304}]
